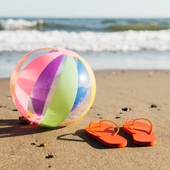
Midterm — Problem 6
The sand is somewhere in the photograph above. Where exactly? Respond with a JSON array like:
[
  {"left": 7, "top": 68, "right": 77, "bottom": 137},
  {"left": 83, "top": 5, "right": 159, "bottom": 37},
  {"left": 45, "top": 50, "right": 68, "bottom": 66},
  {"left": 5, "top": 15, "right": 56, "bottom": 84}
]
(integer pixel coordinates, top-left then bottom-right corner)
[{"left": 0, "top": 70, "right": 170, "bottom": 170}]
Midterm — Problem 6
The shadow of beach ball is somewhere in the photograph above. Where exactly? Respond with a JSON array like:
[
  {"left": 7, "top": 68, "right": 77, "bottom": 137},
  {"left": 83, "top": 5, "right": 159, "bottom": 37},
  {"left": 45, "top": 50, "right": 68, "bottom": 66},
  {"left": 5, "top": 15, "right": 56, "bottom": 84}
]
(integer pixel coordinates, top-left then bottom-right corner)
[{"left": 10, "top": 48, "right": 96, "bottom": 127}]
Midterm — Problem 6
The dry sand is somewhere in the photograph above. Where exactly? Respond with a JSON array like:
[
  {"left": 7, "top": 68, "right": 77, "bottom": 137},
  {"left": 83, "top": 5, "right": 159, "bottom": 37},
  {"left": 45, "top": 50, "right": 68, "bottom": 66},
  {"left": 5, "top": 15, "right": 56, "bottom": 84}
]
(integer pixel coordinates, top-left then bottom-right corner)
[{"left": 0, "top": 70, "right": 170, "bottom": 170}]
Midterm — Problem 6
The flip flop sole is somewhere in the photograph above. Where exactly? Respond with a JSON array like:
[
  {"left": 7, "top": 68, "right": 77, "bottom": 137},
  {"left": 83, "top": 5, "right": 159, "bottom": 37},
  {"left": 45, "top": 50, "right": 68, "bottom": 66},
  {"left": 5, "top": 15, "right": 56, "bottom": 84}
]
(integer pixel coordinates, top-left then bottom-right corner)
[
  {"left": 123, "top": 121, "right": 156, "bottom": 146},
  {"left": 86, "top": 122, "right": 127, "bottom": 148}
]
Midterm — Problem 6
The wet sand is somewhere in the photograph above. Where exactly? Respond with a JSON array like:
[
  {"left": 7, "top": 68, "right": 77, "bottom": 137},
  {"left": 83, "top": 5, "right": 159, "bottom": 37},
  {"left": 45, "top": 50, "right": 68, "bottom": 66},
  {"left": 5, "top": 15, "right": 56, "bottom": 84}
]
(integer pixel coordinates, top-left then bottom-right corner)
[{"left": 0, "top": 70, "right": 170, "bottom": 170}]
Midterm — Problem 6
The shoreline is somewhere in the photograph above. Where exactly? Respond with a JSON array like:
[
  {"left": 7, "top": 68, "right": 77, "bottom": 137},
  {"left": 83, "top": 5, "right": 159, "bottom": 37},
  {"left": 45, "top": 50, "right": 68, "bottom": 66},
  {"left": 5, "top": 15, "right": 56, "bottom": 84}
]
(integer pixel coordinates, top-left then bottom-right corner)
[
  {"left": 2, "top": 50, "right": 170, "bottom": 78},
  {"left": 1, "top": 69, "right": 170, "bottom": 79},
  {"left": 0, "top": 70, "right": 170, "bottom": 169}
]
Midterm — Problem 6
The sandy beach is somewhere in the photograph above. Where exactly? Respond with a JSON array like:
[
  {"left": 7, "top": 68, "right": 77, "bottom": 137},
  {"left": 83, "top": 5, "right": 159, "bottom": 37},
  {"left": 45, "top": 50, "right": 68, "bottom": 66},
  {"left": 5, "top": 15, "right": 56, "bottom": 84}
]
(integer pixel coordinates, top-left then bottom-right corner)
[{"left": 0, "top": 70, "right": 170, "bottom": 170}]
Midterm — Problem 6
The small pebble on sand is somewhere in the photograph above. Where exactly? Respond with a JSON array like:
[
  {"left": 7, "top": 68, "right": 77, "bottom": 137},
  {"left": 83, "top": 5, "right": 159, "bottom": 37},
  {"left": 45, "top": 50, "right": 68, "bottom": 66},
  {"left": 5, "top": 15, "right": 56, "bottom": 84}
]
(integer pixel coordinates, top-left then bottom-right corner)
[
  {"left": 115, "top": 116, "right": 121, "bottom": 119},
  {"left": 19, "top": 116, "right": 32, "bottom": 124},
  {"left": 122, "top": 108, "right": 131, "bottom": 111},
  {"left": 39, "top": 143, "right": 46, "bottom": 147},
  {"left": 150, "top": 104, "right": 157, "bottom": 108},
  {"left": 46, "top": 155, "right": 54, "bottom": 159},
  {"left": 0, "top": 105, "right": 6, "bottom": 108},
  {"left": 7, "top": 96, "right": 12, "bottom": 99}
]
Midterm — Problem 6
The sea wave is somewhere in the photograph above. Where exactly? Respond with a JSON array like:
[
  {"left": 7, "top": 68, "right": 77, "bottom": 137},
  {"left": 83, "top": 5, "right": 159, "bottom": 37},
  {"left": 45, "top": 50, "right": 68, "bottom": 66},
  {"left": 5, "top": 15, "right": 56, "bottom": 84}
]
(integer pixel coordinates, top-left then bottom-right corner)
[
  {"left": 106, "top": 22, "right": 167, "bottom": 31},
  {"left": 0, "top": 19, "right": 44, "bottom": 30},
  {"left": 0, "top": 19, "right": 105, "bottom": 31},
  {"left": 0, "top": 18, "right": 170, "bottom": 32},
  {"left": 0, "top": 30, "right": 170, "bottom": 52}
]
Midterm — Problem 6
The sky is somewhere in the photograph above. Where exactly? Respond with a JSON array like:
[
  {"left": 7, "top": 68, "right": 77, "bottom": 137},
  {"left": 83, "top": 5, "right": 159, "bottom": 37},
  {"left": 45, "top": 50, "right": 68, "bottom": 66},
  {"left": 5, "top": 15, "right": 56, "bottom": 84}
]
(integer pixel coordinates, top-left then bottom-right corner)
[{"left": 0, "top": 0, "right": 170, "bottom": 18}]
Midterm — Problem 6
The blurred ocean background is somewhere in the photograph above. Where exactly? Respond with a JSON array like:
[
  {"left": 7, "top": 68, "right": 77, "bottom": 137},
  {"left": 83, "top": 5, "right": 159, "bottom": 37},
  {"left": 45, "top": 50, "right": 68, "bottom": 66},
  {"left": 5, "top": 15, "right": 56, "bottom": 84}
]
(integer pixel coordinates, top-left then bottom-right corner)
[{"left": 1, "top": 17, "right": 170, "bottom": 78}]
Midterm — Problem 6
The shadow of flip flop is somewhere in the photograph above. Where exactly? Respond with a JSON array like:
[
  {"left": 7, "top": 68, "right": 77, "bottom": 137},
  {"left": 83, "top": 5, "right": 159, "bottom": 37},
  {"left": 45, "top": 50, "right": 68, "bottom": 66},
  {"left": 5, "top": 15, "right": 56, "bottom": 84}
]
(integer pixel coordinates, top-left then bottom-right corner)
[{"left": 57, "top": 129, "right": 110, "bottom": 149}]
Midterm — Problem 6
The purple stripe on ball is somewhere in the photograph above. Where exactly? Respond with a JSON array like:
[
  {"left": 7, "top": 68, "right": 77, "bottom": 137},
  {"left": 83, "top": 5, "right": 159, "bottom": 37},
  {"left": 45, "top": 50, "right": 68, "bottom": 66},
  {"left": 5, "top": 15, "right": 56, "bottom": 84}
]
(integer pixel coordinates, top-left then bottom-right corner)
[{"left": 31, "top": 54, "right": 64, "bottom": 115}]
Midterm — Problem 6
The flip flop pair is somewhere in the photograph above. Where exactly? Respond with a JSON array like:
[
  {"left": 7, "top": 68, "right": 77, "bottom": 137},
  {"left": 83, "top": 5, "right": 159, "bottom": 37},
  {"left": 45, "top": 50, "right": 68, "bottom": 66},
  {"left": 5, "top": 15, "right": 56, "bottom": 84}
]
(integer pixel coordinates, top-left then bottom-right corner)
[{"left": 85, "top": 118, "right": 156, "bottom": 148}]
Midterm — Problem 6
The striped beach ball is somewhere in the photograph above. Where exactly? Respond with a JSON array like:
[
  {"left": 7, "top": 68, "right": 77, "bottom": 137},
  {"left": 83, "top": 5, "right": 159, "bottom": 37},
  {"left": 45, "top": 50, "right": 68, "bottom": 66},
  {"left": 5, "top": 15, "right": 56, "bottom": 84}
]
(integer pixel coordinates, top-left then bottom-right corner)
[{"left": 10, "top": 48, "right": 96, "bottom": 127}]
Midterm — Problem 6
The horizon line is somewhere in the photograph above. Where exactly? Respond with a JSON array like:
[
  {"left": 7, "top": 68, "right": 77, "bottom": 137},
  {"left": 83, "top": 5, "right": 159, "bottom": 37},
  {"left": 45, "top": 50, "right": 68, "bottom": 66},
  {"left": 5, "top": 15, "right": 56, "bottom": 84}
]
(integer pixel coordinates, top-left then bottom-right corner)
[{"left": 1, "top": 16, "right": 170, "bottom": 19}]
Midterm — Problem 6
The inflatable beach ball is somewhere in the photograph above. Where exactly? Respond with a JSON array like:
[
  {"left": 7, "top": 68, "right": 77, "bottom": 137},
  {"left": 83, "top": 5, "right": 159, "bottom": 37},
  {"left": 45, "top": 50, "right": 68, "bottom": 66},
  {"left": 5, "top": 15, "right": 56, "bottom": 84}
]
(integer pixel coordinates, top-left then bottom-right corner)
[{"left": 10, "top": 48, "right": 96, "bottom": 127}]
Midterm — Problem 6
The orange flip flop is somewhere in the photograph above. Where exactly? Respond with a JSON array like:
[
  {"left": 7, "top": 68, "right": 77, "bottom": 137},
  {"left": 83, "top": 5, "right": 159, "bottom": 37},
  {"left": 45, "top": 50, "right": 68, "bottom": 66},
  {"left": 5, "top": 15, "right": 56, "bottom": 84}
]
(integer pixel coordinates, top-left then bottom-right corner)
[
  {"left": 85, "top": 120, "right": 127, "bottom": 148},
  {"left": 123, "top": 118, "right": 156, "bottom": 146}
]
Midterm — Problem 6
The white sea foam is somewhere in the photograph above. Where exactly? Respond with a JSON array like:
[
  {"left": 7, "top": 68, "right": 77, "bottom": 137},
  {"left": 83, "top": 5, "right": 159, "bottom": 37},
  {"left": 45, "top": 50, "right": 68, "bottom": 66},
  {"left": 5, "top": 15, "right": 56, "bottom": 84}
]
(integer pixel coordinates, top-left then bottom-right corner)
[
  {"left": 0, "top": 19, "right": 43, "bottom": 30},
  {"left": 0, "top": 29, "right": 170, "bottom": 52}
]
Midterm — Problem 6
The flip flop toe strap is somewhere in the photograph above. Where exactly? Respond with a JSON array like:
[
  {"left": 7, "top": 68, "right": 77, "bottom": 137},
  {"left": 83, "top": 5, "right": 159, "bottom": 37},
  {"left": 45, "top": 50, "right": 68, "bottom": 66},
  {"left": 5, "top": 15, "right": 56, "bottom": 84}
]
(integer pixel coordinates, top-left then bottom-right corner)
[
  {"left": 89, "top": 120, "right": 119, "bottom": 137},
  {"left": 125, "top": 118, "right": 153, "bottom": 135}
]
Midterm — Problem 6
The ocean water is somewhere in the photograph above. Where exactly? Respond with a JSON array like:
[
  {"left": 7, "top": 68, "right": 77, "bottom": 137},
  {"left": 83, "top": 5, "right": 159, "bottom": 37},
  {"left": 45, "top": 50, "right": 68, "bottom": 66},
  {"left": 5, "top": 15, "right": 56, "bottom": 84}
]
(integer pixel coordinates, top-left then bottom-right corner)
[{"left": 0, "top": 18, "right": 170, "bottom": 78}]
